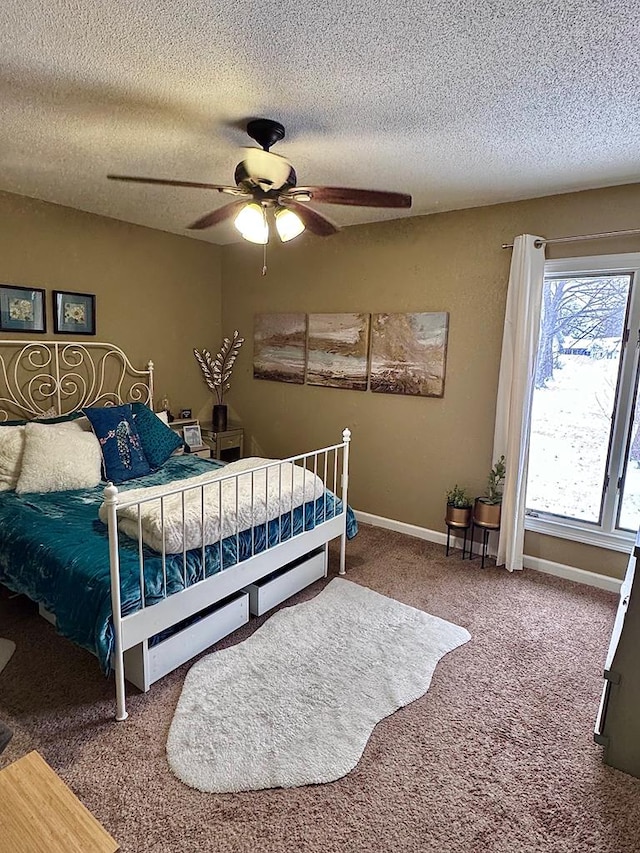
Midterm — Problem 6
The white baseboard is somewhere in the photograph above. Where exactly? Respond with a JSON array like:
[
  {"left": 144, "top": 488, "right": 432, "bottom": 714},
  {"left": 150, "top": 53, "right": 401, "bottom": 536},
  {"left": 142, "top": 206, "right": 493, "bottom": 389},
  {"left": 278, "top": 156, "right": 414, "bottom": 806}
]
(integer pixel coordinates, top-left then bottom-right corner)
[
  {"left": 355, "top": 510, "right": 448, "bottom": 544},
  {"left": 353, "top": 510, "right": 622, "bottom": 594},
  {"left": 521, "top": 555, "right": 621, "bottom": 593}
]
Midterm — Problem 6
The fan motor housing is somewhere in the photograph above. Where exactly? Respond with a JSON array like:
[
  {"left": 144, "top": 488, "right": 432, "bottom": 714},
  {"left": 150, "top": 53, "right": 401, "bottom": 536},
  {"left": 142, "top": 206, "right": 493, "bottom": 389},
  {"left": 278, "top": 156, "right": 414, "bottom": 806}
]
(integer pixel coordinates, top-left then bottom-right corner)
[{"left": 234, "top": 159, "right": 297, "bottom": 194}]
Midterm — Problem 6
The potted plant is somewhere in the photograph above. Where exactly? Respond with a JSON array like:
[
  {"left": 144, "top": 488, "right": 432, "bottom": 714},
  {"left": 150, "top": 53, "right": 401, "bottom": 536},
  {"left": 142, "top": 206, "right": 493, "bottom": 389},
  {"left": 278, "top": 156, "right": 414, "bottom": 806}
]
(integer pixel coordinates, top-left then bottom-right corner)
[
  {"left": 473, "top": 455, "right": 506, "bottom": 527},
  {"left": 445, "top": 485, "right": 473, "bottom": 527},
  {"left": 194, "top": 330, "right": 245, "bottom": 433}
]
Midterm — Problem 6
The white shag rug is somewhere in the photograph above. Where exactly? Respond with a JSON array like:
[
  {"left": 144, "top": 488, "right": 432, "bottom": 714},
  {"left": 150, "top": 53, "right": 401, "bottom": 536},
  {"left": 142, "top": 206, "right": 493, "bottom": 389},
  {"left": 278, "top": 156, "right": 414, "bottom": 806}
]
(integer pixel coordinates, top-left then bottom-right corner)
[
  {"left": 0, "top": 639, "right": 16, "bottom": 675},
  {"left": 167, "top": 578, "right": 471, "bottom": 793}
]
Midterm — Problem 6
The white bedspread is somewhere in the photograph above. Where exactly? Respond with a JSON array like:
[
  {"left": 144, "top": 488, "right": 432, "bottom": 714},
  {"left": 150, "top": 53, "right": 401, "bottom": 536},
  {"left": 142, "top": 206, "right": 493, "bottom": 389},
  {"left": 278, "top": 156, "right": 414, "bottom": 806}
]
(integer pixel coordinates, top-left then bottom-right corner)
[{"left": 99, "top": 457, "right": 326, "bottom": 554}]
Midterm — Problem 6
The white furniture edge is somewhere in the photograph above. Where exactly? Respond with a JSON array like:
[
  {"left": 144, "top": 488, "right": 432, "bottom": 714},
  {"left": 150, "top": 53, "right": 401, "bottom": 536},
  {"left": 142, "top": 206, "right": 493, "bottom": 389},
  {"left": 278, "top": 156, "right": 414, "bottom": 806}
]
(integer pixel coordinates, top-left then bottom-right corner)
[{"left": 354, "top": 510, "right": 622, "bottom": 594}]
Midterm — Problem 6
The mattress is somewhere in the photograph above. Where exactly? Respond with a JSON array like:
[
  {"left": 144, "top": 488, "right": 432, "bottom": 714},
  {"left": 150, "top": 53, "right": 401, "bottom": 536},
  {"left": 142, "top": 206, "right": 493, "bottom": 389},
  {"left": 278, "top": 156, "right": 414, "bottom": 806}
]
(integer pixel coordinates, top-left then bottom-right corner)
[{"left": 0, "top": 455, "right": 357, "bottom": 672}]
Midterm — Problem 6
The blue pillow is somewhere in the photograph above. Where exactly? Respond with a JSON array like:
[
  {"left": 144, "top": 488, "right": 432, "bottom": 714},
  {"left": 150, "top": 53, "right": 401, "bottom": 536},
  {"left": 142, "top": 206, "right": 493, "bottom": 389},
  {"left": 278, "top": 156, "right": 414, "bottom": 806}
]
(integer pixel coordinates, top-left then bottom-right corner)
[
  {"left": 84, "top": 404, "right": 151, "bottom": 484},
  {"left": 131, "top": 402, "right": 183, "bottom": 469}
]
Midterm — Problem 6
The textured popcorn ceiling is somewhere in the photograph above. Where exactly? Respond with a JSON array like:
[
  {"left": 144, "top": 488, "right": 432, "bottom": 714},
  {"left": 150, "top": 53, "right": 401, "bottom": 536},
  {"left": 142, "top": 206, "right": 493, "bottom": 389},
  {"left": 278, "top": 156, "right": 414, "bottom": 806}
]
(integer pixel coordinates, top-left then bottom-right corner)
[{"left": 1, "top": 1, "right": 639, "bottom": 244}]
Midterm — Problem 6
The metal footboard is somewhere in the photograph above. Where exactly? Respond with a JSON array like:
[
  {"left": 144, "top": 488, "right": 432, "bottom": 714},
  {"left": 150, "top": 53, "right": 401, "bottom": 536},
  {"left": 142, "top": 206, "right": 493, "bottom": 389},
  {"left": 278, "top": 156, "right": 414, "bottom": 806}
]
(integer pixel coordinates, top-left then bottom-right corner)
[{"left": 103, "top": 428, "right": 351, "bottom": 720}]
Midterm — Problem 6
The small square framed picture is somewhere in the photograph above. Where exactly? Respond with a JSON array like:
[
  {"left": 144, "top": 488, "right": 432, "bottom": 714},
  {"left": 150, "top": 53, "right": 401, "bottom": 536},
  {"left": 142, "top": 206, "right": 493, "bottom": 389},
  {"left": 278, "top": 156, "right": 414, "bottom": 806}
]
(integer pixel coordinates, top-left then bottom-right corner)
[
  {"left": 53, "top": 290, "right": 96, "bottom": 335},
  {"left": 183, "top": 424, "right": 202, "bottom": 448},
  {"left": 0, "top": 284, "right": 46, "bottom": 333}
]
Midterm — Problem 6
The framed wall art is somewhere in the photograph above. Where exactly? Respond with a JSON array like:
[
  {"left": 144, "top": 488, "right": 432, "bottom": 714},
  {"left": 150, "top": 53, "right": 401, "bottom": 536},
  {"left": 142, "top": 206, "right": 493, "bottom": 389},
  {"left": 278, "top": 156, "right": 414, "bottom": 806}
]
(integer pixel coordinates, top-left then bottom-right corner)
[
  {"left": 53, "top": 290, "right": 96, "bottom": 335},
  {"left": 307, "top": 313, "right": 370, "bottom": 391},
  {"left": 0, "top": 284, "right": 46, "bottom": 333},
  {"left": 253, "top": 313, "right": 307, "bottom": 384},
  {"left": 370, "top": 312, "right": 449, "bottom": 397}
]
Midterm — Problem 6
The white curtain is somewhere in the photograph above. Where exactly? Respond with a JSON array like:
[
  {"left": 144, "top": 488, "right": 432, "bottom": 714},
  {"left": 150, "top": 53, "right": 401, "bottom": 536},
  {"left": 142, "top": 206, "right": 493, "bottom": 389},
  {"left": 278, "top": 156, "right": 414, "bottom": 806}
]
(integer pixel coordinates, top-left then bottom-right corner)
[{"left": 493, "top": 234, "right": 546, "bottom": 571}]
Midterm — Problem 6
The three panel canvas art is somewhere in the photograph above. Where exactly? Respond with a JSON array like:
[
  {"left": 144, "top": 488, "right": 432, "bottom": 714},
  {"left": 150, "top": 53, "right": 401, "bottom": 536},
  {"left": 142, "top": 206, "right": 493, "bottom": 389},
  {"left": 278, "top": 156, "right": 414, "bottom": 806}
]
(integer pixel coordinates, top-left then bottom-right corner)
[{"left": 254, "top": 312, "right": 449, "bottom": 397}]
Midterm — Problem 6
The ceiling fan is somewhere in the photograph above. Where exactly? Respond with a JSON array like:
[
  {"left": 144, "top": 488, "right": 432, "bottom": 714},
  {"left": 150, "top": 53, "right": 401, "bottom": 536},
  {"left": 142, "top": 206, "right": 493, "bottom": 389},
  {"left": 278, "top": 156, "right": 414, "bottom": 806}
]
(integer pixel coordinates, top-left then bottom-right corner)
[{"left": 107, "top": 118, "right": 412, "bottom": 244}]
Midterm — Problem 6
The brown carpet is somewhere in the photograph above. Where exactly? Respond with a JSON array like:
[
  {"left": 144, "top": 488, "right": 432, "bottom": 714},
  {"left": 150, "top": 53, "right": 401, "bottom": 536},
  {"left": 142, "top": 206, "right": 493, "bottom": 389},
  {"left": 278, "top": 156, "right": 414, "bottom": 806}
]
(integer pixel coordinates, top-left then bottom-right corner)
[{"left": 1, "top": 523, "right": 638, "bottom": 853}]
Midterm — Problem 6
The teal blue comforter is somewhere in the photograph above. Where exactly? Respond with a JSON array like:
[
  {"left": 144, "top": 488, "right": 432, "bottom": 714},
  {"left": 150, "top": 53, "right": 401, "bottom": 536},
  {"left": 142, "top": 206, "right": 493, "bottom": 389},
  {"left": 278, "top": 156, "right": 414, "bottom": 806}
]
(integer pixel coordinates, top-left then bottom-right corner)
[{"left": 0, "top": 456, "right": 357, "bottom": 673}]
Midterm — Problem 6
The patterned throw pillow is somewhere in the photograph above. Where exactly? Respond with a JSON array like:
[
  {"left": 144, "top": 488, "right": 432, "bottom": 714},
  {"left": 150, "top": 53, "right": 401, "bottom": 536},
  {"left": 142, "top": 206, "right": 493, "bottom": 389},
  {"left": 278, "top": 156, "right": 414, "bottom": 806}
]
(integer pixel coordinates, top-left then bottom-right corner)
[
  {"left": 84, "top": 404, "right": 151, "bottom": 484},
  {"left": 36, "top": 410, "right": 86, "bottom": 425},
  {"left": 34, "top": 406, "right": 58, "bottom": 420},
  {"left": 0, "top": 410, "right": 84, "bottom": 427},
  {"left": 131, "top": 403, "right": 183, "bottom": 469}
]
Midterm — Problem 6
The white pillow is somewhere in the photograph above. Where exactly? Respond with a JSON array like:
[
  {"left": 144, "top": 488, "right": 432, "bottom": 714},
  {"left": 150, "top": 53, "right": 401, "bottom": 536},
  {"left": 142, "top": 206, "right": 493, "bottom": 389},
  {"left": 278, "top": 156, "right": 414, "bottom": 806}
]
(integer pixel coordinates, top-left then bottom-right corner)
[
  {"left": 0, "top": 426, "right": 26, "bottom": 491},
  {"left": 63, "top": 414, "right": 92, "bottom": 431},
  {"left": 16, "top": 422, "right": 103, "bottom": 494}
]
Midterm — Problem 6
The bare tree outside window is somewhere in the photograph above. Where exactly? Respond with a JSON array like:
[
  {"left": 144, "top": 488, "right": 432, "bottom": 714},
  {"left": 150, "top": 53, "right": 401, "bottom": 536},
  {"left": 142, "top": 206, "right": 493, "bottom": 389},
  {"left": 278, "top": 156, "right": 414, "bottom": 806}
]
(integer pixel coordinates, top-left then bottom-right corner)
[
  {"left": 534, "top": 275, "right": 629, "bottom": 389},
  {"left": 527, "top": 274, "right": 632, "bottom": 525}
]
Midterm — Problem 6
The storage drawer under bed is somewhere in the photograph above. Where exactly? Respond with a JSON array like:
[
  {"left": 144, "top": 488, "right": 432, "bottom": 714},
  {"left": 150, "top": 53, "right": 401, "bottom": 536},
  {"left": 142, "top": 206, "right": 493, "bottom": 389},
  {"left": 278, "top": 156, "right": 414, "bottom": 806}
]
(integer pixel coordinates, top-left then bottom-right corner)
[
  {"left": 123, "top": 591, "right": 249, "bottom": 692},
  {"left": 244, "top": 546, "right": 327, "bottom": 616}
]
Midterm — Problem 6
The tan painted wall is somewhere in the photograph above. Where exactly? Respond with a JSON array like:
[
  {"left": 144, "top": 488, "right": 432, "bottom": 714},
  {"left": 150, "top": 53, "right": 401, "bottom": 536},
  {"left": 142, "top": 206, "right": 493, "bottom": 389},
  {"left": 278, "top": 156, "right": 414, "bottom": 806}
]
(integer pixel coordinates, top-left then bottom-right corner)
[
  {"left": 0, "top": 190, "right": 222, "bottom": 424},
  {"left": 221, "top": 183, "right": 640, "bottom": 580},
  {"left": 0, "top": 185, "right": 634, "bottom": 579}
]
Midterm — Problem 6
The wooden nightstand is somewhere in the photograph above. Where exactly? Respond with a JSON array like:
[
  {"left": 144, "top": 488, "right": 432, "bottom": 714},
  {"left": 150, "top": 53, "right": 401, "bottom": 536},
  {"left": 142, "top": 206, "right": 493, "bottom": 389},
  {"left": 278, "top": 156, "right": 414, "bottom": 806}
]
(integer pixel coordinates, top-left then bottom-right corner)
[{"left": 202, "top": 425, "right": 244, "bottom": 463}]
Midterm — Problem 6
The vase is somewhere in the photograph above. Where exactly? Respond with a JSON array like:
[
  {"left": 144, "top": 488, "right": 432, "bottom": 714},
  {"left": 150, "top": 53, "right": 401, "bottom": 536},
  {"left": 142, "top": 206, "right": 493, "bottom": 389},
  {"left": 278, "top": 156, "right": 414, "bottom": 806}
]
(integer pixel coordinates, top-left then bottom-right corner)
[{"left": 213, "top": 404, "right": 228, "bottom": 433}]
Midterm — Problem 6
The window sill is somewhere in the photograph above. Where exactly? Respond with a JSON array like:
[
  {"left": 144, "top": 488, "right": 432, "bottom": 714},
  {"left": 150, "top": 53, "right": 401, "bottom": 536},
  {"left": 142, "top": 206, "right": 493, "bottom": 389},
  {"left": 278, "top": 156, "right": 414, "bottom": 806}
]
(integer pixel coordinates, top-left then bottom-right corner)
[{"left": 525, "top": 515, "right": 634, "bottom": 553}]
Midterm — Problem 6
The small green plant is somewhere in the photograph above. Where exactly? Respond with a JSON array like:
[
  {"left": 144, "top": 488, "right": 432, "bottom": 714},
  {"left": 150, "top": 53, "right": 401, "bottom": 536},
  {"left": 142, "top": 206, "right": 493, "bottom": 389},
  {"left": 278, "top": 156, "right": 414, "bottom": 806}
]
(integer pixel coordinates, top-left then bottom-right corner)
[
  {"left": 484, "top": 455, "right": 506, "bottom": 504},
  {"left": 446, "top": 484, "right": 473, "bottom": 509}
]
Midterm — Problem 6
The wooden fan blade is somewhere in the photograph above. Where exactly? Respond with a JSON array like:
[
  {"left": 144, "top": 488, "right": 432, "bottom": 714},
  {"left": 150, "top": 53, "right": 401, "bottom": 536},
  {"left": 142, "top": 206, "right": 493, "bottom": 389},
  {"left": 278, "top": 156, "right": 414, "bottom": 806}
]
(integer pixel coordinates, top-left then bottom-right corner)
[
  {"left": 294, "top": 186, "right": 412, "bottom": 208},
  {"left": 107, "top": 174, "right": 240, "bottom": 193},
  {"left": 280, "top": 200, "right": 339, "bottom": 236},
  {"left": 188, "top": 200, "right": 247, "bottom": 230}
]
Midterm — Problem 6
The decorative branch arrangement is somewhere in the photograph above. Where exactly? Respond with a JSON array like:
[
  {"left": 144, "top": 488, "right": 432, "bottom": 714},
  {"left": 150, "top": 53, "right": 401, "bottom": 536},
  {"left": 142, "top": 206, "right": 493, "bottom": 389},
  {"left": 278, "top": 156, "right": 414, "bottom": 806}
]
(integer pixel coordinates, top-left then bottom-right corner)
[{"left": 194, "top": 330, "right": 245, "bottom": 405}]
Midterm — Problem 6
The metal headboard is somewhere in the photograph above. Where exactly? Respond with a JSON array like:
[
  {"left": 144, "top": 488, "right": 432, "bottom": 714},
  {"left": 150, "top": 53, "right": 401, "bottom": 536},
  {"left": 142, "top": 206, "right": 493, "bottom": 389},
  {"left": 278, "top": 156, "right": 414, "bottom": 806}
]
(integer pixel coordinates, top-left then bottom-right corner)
[{"left": 0, "top": 341, "right": 154, "bottom": 421}]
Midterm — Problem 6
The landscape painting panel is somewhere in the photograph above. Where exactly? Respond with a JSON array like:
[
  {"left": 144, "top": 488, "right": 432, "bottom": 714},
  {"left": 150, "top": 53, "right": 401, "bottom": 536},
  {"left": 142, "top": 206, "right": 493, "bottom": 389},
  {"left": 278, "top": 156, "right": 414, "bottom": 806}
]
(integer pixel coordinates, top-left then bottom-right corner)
[
  {"left": 370, "top": 312, "right": 449, "bottom": 397},
  {"left": 307, "top": 313, "right": 370, "bottom": 391},
  {"left": 253, "top": 313, "right": 307, "bottom": 383}
]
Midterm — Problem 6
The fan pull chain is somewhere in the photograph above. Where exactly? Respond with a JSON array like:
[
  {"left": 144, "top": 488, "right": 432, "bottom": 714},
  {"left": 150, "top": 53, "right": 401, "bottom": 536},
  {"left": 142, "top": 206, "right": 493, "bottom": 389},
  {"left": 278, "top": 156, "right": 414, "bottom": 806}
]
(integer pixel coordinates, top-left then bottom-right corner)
[{"left": 262, "top": 240, "right": 268, "bottom": 276}]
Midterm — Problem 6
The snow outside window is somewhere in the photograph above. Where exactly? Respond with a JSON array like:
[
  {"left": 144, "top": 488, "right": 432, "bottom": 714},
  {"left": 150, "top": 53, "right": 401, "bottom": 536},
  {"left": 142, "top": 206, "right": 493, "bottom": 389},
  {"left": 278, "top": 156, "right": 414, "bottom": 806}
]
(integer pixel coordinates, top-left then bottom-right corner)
[{"left": 525, "top": 253, "right": 640, "bottom": 552}]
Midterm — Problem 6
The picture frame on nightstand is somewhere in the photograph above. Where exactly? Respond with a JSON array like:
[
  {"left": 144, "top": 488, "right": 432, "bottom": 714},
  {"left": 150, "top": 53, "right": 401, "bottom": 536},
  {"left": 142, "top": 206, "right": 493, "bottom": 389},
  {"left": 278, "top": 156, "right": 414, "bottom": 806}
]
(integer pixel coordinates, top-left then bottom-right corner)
[{"left": 183, "top": 424, "right": 202, "bottom": 448}]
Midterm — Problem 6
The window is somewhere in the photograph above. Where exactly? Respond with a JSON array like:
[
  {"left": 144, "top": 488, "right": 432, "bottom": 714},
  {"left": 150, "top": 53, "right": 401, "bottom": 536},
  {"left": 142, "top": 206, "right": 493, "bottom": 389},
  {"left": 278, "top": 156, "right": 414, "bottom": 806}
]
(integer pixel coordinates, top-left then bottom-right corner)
[{"left": 525, "top": 253, "right": 640, "bottom": 551}]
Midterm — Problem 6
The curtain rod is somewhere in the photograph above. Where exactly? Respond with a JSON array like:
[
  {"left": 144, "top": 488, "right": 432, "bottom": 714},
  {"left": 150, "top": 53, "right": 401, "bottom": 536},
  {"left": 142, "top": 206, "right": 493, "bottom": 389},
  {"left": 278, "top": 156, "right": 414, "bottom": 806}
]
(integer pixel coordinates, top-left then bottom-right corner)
[{"left": 501, "top": 227, "right": 640, "bottom": 250}]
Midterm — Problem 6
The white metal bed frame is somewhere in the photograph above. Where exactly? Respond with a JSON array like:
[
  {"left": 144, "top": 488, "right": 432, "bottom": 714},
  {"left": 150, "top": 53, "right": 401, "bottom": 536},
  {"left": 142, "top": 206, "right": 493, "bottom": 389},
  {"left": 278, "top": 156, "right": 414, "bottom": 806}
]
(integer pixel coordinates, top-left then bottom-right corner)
[
  {"left": 0, "top": 341, "right": 351, "bottom": 721},
  {"left": 0, "top": 340, "right": 154, "bottom": 419}
]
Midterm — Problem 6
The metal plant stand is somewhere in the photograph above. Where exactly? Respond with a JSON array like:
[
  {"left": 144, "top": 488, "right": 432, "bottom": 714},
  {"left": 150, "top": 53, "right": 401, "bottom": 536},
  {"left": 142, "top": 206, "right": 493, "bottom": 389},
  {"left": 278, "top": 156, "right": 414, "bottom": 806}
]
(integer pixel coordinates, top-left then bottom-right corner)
[
  {"left": 469, "top": 519, "right": 500, "bottom": 568},
  {"left": 445, "top": 521, "right": 471, "bottom": 558}
]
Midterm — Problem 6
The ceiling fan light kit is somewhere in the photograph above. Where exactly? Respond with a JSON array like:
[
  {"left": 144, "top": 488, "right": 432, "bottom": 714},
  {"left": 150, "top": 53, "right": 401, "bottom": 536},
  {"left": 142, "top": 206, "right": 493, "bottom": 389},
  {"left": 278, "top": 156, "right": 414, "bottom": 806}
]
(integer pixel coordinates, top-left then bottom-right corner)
[
  {"left": 107, "top": 117, "right": 412, "bottom": 256},
  {"left": 274, "top": 207, "right": 306, "bottom": 242},
  {"left": 234, "top": 202, "right": 269, "bottom": 244}
]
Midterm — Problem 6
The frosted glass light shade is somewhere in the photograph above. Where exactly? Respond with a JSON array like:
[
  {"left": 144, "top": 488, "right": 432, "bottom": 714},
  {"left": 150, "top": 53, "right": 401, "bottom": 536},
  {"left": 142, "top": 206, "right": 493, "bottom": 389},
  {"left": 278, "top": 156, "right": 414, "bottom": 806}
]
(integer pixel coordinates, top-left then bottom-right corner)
[
  {"left": 234, "top": 203, "right": 268, "bottom": 244},
  {"left": 275, "top": 207, "right": 305, "bottom": 242}
]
